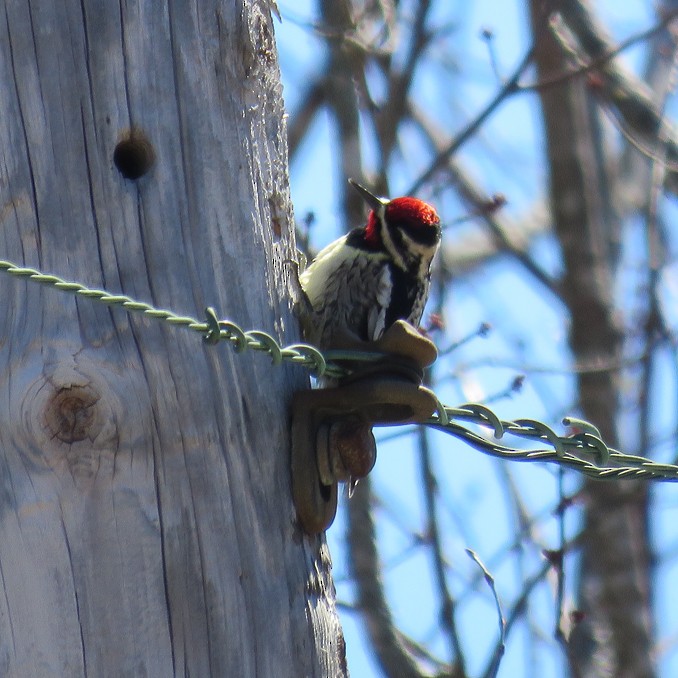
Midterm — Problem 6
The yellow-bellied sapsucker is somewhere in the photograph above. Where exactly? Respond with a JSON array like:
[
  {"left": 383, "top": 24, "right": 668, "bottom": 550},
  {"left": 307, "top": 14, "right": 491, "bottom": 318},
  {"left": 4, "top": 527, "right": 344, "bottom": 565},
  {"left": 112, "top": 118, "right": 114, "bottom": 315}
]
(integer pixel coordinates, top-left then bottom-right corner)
[{"left": 299, "top": 179, "right": 441, "bottom": 351}]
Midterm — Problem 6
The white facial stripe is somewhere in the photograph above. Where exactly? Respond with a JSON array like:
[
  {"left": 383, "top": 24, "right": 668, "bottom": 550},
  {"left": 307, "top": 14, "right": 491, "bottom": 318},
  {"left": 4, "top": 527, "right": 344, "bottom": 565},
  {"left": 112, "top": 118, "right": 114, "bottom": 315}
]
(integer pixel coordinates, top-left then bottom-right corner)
[
  {"left": 400, "top": 231, "right": 439, "bottom": 259},
  {"left": 379, "top": 213, "right": 407, "bottom": 270},
  {"left": 381, "top": 224, "right": 438, "bottom": 274}
]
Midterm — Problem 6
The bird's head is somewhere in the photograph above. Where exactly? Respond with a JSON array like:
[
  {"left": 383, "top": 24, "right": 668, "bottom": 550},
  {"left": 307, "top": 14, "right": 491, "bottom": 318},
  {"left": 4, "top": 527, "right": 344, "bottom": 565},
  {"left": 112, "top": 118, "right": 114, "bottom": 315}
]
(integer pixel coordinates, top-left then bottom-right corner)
[{"left": 350, "top": 179, "right": 441, "bottom": 270}]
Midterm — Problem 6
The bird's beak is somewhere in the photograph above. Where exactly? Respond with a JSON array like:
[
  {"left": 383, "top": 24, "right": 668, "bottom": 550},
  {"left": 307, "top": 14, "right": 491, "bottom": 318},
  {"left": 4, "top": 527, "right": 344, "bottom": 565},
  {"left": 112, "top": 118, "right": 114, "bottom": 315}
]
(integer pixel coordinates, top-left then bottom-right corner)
[{"left": 348, "top": 178, "right": 389, "bottom": 210}]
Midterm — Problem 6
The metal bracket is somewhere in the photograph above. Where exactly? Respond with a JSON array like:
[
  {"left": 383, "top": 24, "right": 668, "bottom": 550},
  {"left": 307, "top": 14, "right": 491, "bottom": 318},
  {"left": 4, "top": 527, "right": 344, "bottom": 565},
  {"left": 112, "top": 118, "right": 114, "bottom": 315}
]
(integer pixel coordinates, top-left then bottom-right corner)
[{"left": 291, "top": 321, "right": 438, "bottom": 535}]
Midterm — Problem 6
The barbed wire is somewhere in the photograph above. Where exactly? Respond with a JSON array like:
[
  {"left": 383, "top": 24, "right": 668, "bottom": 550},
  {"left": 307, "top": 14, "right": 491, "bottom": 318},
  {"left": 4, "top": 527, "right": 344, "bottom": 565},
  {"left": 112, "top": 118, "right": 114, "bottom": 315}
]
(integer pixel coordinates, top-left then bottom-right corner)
[{"left": 1, "top": 258, "right": 677, "bottom": 482}]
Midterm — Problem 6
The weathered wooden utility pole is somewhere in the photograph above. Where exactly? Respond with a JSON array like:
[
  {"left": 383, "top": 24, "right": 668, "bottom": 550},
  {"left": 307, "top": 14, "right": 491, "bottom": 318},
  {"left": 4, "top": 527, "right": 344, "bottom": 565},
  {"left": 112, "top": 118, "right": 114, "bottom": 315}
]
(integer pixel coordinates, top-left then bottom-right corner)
[{"left": 0, "top": 1, "right": 346, "bottom": 675}]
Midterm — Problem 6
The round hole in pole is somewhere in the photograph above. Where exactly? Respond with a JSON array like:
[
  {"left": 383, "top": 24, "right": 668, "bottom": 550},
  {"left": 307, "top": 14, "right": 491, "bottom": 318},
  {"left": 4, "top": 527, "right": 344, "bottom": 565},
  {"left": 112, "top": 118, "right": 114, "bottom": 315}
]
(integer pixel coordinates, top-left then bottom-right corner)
[{"left": 113, "top": 129, "right": 156, "bottom": 180}]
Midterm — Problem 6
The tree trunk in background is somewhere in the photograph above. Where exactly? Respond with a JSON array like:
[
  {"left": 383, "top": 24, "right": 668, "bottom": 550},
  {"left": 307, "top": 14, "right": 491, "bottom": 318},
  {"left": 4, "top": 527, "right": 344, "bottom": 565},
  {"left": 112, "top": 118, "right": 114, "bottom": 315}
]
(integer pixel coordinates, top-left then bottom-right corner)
[
  {"left": 529, "top": 3, "right": 653, "bottom": 677},
  {"left": 0, "top": 1, "right": 345, "bottom": 676}
]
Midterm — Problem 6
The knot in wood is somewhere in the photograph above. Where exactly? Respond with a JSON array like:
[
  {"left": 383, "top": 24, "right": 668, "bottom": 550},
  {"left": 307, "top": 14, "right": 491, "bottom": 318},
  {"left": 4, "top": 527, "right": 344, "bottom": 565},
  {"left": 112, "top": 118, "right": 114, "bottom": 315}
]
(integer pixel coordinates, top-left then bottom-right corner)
[{"left": 44, "top": 385, "right": 100, "bottom": 443}]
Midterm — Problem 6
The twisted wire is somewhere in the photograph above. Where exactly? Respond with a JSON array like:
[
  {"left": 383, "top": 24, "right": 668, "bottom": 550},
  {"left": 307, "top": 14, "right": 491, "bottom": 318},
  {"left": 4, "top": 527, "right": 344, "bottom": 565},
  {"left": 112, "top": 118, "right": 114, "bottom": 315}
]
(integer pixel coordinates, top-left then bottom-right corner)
[
  {"left": 0, "top": 260, "right": 343, "bottom": 379},
  {"left": 1, "top": 258, "right": 677, "bottom": 482}
]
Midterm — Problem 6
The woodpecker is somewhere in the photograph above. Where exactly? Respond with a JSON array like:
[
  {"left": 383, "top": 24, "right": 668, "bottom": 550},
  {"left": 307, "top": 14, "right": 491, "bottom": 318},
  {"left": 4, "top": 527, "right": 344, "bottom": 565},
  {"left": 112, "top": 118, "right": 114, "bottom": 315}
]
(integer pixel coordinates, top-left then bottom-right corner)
[{"left": 298, "top": 179, "right": 441, "bottom": 351}]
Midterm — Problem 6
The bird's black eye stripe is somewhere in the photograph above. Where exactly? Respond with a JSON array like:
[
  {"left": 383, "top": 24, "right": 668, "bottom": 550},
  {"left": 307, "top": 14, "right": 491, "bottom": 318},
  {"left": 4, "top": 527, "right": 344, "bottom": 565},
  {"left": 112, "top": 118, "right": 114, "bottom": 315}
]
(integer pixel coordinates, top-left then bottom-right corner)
[{"left": 394, "top": 219, "right": 441, "bottom": 246}]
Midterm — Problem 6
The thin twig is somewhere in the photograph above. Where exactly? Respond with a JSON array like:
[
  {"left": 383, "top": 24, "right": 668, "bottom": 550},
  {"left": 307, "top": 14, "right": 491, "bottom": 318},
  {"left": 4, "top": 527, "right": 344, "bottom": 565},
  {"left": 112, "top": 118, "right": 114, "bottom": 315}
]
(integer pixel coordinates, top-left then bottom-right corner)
[
  {"left": 407, "top": 43, "right": 535, "bottom": 194},
  {"left": 417, "top": 425, "right": 468, "bottom": 673},
  {"left": 466, "top": 549, "right": 506, "bottom": 678},
  {"left": 520, "top": 9, "right": 678, "bottom": 92},
  {"left": 553, "top": 468, "right": 567, "bottom": 647}
]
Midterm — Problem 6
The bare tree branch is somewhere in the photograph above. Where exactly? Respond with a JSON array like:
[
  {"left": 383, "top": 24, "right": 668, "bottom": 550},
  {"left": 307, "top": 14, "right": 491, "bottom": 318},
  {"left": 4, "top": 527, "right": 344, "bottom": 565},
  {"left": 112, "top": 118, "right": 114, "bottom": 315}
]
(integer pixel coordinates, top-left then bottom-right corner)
[
  {"left": 417, "top": 426, "right": 467, "bottom": 674},
  {"left": 555, "top": 0, "right": 678, "bottom": 195},
  {"left": 347, "top": 479, "right": 435, "bottom": 678},
  {"left": 529, "top": 2, "right": 654, "bottom": 676}
]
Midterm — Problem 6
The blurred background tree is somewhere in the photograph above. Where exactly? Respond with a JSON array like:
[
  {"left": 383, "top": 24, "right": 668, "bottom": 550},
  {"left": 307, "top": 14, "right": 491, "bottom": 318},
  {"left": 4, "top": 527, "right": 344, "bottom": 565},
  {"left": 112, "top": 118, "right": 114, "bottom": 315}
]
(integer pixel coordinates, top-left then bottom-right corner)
[{"left": 279, "top": 1, "right": 678, "bottom": 676}]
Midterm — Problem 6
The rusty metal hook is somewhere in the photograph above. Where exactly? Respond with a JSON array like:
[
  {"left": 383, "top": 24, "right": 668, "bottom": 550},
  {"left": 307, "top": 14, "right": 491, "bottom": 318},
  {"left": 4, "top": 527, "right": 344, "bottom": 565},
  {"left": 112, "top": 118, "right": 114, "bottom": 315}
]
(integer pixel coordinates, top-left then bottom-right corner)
[{"left": 291, "top": 321, "right": 438, "bottom": 535}]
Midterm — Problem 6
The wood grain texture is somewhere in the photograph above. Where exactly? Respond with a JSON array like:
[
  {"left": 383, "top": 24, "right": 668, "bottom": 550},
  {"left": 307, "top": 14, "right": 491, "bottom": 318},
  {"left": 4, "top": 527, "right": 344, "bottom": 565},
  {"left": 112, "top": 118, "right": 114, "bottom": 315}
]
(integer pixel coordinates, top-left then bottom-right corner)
[{"left": 0, "top": 1, "right": 346, "bottom": 676}]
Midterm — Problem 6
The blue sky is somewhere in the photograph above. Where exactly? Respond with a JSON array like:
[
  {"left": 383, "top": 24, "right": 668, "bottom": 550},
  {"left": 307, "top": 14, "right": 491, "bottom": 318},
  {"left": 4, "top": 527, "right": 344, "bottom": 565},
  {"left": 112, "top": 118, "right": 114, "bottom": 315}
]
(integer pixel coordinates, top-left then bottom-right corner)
[{"left": 276, "top": 1, "right": 675, "bottom": 676}]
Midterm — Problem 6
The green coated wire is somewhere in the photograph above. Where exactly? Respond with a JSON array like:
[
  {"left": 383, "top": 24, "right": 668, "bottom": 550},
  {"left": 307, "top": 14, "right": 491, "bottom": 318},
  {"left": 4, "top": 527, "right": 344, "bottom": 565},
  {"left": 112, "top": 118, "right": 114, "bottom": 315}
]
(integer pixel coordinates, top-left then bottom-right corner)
[
  {"left": 0, "top": 260, "right": 344, "bottom": 379},
  {"left": 1, "top": 258, "right": 678, "bottom": 482}
]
